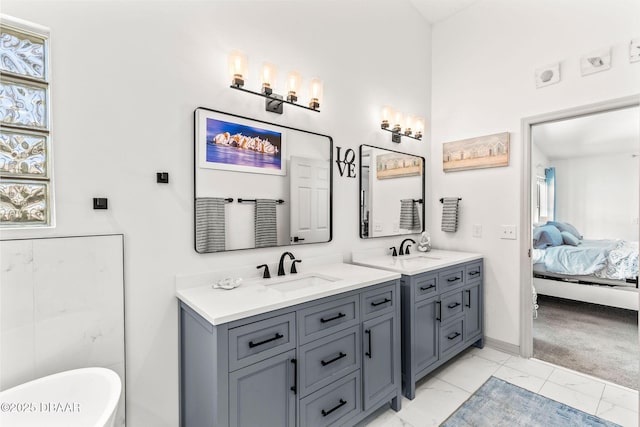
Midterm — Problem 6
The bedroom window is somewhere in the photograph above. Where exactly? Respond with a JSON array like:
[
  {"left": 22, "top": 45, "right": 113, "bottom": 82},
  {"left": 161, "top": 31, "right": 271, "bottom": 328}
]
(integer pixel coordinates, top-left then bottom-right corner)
[
  {"left": 535, "top": 168, "right": 556, "bottom": 224},
  {"left": 0, "top": 17, "right": 53, "bottom": 228}
]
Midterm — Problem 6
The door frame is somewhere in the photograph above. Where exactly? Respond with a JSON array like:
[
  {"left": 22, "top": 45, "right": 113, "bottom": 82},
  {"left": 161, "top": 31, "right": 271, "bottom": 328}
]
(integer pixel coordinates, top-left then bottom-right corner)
[{"left": 519, "top": 94, "right": 640, "bottom": 357}]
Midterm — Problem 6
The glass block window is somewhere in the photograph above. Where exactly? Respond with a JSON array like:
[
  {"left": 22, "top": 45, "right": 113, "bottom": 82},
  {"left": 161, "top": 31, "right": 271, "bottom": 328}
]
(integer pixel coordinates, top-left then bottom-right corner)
[{"left": 0, "top": 20, "right": 52, "bottom": 227}]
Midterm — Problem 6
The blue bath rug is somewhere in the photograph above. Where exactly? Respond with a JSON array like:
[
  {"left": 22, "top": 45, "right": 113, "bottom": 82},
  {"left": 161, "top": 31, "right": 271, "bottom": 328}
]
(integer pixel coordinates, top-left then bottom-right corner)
[{"left": 441, "top": 376, "right": 621, "bottom": 427}]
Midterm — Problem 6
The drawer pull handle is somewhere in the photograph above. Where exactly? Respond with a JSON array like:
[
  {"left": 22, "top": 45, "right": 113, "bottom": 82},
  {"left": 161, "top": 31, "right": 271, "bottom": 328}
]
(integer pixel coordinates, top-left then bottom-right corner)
[
  {"left": 469, "top": 271, "right": 480, "bottom": 276},
  {"left": 248, "top": 332, "right": 284, "bottom": 348},
  {"left": 290, "top": 359, "right": 297, "bottom": 394},
  {"left": 371, "top": 297, "right": 391, "bottom": 307},
  {"left": 420, "top": 284, "right": 435, "bottom": 291},
  {"left": 320, "top": 312, "right": 346, "bottom": 323},
  {"left": 436, "top": 301, "right": 442, "bottom": 321},
  {"left": 448, "top": 302, "right": 461, "bottom": 309},
  {"left": 321, "top": 399, "right": 347, "bottom": 417},
  {"left": 447, "top": 332, "right": 461, "bottom": 340},
  {"left": 321, "top": 352, "right": 347, "bottom": 366},
  {"left": 465, "top": 289, "right": 471, "bottom": 308},
  {"left": 365, "top": 329, "right": 372, "bottom": 358},
  {"left": 447, "top": 276, "right": 461, "bottom": 283}
]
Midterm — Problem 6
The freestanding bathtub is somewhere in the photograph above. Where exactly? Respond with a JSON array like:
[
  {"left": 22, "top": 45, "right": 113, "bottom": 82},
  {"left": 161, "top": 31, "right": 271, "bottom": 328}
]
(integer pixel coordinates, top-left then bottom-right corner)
[{"left": 0, "top": 367, "right": 121, "bottom": 427}]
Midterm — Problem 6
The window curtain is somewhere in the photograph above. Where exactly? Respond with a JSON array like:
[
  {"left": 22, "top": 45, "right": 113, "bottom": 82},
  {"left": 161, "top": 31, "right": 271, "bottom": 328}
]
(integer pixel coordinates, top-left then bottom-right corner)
[{"left": 545, "top": 167, "right": 556, "bottom": 221}]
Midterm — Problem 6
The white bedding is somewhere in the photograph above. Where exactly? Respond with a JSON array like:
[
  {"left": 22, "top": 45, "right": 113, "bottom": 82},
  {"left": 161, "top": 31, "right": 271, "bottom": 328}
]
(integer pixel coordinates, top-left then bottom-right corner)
[{"left": 534, "top": 239, "right": 638, "bottom": 281}]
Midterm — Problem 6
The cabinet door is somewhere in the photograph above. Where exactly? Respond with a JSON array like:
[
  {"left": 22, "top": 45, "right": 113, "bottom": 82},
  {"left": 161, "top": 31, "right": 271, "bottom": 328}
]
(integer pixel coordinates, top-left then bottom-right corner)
[
  {"left": 229, "top": 349, "right": 296, "bottom": 427},
  {"left": 414, "top": 297, "right": 438, "bottom": 373},
  {"left": 362, "top": 313, "right": 397, "bottom": 410},
  {"left": 464, "top": 283, "right": 482, "bottom": 341}
]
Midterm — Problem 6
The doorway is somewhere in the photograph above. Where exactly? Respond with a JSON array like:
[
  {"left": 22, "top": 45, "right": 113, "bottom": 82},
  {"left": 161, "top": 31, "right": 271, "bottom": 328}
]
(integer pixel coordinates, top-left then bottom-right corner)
[{"left": 519, "top": 95, "right": 640, "bottom": 388}]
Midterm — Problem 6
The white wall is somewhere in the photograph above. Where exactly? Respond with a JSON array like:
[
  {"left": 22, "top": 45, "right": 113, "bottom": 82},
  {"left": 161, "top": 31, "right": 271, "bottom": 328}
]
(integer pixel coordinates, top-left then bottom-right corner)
[
  {"left": 552, "top": 154, "right": 639, "bottom": 241},
  {"left": 431, "top": 0, "right": 640, "bottom": 347},
  {"left": 0, "top": 1, "right": 431, "bottom": 426}
]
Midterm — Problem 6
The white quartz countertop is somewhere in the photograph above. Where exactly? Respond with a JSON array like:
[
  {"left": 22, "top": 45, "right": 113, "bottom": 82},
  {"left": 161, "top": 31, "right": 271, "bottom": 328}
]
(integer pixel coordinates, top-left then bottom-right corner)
[
  {"left": 176, "top": 262, "right": 400, "bottom": 326},
  {"left": 351, "top": 249, "right": 482, "bottom": 276}
]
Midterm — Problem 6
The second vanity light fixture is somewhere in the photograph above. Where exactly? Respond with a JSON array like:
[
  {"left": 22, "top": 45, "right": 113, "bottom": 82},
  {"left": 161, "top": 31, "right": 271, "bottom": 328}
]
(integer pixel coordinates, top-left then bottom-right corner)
[
  {"left": 228, "top": 50, "right": 322, "bottom": 114},
  {"left": 381, "top": 106, "right": 424, "bottom": 143}
]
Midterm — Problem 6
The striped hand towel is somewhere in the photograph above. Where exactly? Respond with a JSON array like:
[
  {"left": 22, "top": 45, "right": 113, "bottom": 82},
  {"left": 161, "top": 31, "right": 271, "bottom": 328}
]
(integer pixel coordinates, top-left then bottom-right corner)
[
  {"left": 441, "top": 197, "right": 460, "bottom": 232},
  {"left": 255, "top": 199, "right": 278, "bottom": 248},
  {"left": 195, "top": 197, "right": 227, "bottom": 252},
  {"left": 400, "top": 199, "right": 421, "bottom": 231}
]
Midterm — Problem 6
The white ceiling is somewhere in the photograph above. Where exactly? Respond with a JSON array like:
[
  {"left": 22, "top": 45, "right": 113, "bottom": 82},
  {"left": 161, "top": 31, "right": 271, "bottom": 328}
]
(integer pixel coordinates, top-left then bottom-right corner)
[
  {"left": 532, "top": 106, "right": 640, "bottom": 160},
  {"left": 408, "top": 0, "right": 480, "bottom": 24}
]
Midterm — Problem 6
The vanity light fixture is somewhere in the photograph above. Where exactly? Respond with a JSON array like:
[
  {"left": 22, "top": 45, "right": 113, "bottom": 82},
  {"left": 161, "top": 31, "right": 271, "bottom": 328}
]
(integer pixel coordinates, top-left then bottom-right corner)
[
  {"left": 380, "top": 106, "right": 424, "bottom": 143},
  {"left": 228, "top": 51, "right": 321, "bottom": 114}
]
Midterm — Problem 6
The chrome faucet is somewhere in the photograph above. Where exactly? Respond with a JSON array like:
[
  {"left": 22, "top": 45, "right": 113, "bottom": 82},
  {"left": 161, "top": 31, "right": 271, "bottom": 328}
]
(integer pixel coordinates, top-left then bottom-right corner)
[
  {"left": 399, "top": 238, "right": 416, "bottom": 256},
  {"left": 278, "top": 251, "right": 299, "bottom": 276}
]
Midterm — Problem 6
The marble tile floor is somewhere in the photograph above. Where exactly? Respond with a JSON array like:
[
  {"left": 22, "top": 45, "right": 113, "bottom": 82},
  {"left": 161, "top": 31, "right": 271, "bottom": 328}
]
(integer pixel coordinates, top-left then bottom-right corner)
[{"left": 359, "top": 346, "right": 639, "bottom": 427}]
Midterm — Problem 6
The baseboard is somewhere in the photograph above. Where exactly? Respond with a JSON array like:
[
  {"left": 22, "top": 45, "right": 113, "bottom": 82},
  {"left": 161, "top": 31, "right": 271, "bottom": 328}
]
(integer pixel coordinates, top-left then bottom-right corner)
[{"left": 484, "top": 337, "right": 520, "bottom": 356}]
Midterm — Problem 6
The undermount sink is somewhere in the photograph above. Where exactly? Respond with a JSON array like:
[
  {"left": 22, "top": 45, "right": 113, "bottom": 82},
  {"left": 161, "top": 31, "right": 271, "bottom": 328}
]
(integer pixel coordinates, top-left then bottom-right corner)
[
  {"left": 401, "top": 254, "right": 442, "bottom": 261},
  {"left": 257, "top": 273, "right": 340, "bottom": 292}
]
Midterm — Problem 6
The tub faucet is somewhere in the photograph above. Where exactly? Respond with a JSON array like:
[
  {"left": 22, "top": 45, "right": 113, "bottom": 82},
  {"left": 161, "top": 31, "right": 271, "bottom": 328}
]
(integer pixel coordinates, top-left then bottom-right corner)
[
  {"left": 399, "top": 238, "right": 416, "bottom": 256},
  {"left": 278, "top": 251, "right": 296, "bottom": 276}
]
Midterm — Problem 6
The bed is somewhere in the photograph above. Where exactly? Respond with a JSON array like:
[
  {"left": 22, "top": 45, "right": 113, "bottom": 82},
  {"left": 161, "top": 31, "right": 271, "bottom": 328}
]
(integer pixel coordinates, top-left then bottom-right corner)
[{"left": 532, "top": 234, "right": 639, "bottom": 311}]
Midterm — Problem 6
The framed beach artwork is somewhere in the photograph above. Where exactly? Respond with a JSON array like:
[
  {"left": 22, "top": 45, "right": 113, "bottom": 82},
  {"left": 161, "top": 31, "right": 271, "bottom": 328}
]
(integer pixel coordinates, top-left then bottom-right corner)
[
  {"left": 442, "top": 132, "right": 510, "bottom": 172},
  {"left": 376, "top": 152, "right": 423, "bottom": 179},
  {"left": 196, "top": 108, "right": 286, "bottom": 176}
]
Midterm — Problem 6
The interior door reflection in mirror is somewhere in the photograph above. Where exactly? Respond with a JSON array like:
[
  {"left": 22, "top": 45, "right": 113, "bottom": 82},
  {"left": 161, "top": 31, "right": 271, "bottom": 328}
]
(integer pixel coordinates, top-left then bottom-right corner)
[
  {"left": 194, "top": 108, "right": 332, "bottom": 253},
  {"left": 359, "top": 145, "right": 425, "bottom": 238}
]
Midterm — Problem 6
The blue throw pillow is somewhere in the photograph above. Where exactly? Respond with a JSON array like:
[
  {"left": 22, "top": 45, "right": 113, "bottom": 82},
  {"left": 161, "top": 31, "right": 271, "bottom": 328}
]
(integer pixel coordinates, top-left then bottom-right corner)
[
  {"left": 533, "top": 225, "right": 563, "bottom": 249},
  {"left": 547, "top": 221, "right": 582, "bottom": 240},
  {"left": 561, "top": 231, "right": 581, "bottom": 246}
]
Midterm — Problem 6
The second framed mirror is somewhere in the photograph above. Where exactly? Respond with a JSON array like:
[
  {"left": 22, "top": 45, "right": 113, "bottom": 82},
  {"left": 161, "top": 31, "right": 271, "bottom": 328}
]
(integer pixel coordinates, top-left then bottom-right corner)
[{"left": 359, "top": 145, "right": 425, "bottom": 238}]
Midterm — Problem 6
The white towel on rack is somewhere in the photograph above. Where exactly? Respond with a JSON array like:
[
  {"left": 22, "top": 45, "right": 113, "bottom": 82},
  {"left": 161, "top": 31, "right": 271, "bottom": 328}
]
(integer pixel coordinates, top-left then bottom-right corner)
[
  {"left": 255, "top": 199, "right": 278, "bottom": 248},
  {"left": 441, "top": 197, "right": 460, "bottom": 232},
  {"left": 400, "top": 199, "right": 421, "bottom": 231},
  {"left": 195, "top": 197, "right": 227, "bottom": 252}
]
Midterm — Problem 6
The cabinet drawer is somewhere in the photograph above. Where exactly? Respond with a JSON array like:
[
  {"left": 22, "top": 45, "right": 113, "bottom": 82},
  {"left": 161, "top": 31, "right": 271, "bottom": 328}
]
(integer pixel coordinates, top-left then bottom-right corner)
[
  {"left": 440, "top": 290, "right": 463, "bottom": 322},
  {"left": 439, "top": 266, "right": 465, "bottom": 291},
  {"left": 298, "top": 295, "right": 359, "bottom": 345},
  {"left": 465, "top": 261, "right": 483, "bottom": 283},
  {"left": 414, "top": 273, "right": 437, "bottom": 301},
  {"left": 299, "top": 327, "right": 359, "bottom": 396},
  {"left": 440, "top": 318, "right": 464, "bottom": 355},
  {"left": 362, "top": 282, "right": 396, "bottom": 320},
  {"left": 299, "top": 371, "right": 360, "bottom": 427},
  {"left": 229, "top": 313, "right": 296, "bottom": 371}
]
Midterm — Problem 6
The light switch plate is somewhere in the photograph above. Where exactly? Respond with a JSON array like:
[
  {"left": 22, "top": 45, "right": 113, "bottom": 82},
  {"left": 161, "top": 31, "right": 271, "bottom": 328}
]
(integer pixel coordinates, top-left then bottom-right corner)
[{"left": 472, "top": 224, "right": 482, "bottom": 238}]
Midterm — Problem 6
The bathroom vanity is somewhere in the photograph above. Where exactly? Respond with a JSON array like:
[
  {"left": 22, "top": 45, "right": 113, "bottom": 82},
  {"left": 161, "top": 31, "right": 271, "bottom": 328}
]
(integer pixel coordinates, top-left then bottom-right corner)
[
  {"left": 177, "top": 260, "right": 402, "bottom": 426},
  {"left": 352, "top": 249, "right": 483, "bottom": 400}
]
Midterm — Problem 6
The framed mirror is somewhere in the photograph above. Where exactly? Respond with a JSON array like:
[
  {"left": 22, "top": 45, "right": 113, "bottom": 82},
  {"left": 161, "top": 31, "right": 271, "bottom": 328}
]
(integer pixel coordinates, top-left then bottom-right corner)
[
  {"left": 194, "top": 107, "right": 333, "bottom": 253},
  {"left": 359, "top": 144, "right": 425, "bottom": 238}
]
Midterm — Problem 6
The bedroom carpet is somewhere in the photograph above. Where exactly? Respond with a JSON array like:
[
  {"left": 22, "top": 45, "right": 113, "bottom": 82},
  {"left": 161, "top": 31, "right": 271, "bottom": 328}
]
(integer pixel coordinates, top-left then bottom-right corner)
[
  {"left": 441, "top": 376, "right": 621, "bottom": 427},
  {"left": 533, "top": 295, "right": 639, "bottom": 390}
]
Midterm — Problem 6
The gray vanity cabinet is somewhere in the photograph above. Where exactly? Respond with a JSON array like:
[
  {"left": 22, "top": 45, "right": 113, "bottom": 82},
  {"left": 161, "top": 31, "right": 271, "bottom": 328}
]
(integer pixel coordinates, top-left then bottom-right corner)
[
  {"left": 362, "top": 312, "right": 397, "bottom": 410},
  {"left": 411, "top": 296, "right": 439, "bottom": 374},
  {"left": 229, "top": 349, "right": 296, "bottom": 427},
  {"left": 179, "top": 279, "right": 401, "bottom": 427},
  {"left": 400, "top": 259, "right": 483, "bottom": 400}
]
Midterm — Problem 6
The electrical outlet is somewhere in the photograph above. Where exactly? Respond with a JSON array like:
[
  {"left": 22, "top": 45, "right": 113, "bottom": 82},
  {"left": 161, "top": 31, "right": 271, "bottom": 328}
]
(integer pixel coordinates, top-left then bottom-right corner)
[
  {"left": 374, "top": 222, "right": 383, "bottom": 232},
  {"left": 500, "top": 225, "right": 517, "bottom": 240},
  {"left": 472, "top": 224, "right": 482, "bottom": 238}
]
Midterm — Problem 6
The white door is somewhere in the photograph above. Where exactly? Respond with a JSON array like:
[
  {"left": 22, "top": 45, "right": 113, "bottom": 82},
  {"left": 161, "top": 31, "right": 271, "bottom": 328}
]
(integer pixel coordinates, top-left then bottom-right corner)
[{"left": 289, "top": 156, "right": 330, "bottom": 244}]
